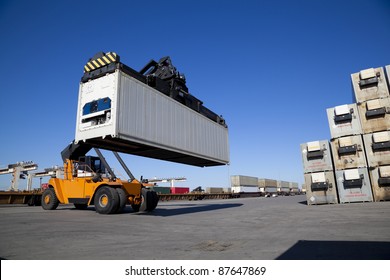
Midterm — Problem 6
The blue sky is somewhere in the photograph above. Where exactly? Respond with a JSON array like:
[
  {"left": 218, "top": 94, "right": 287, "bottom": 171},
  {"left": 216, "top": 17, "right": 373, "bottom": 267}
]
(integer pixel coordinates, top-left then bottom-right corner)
[{"left": 0, "top": 0, "right": 389, "bottom": 190}]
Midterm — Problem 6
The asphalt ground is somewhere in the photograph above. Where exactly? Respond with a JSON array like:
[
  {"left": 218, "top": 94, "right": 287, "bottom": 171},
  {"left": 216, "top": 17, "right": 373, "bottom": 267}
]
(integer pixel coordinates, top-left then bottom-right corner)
[{"left": 0, "top": 195, "right": 389, "bottom": 260}]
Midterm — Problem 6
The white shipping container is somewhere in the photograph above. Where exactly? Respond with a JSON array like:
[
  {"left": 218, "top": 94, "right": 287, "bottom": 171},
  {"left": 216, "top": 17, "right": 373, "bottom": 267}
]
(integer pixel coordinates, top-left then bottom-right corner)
[
  {"left": 304, "top": 171, "right": 338, "bottom": 205},
  {"left": 363, "top": 131, "right": 390, "bottom": 167},
  {"left": 264, "top": 187, "right": 277, "bottom": 194},
  {"left": 357, "top": 97, "right": 390, "bottom": 134},
  {"left": 330, "top": 135, "right": 367, "bottom": 170},
  {"left": 231, "top": 186, "right": 259, "bottom": 193},
  {"left": 231, "top": 175, "right": 258, "bottom": 187},
  {"left": 351, "top": 67, "right": 389, "bottom": 103},
  {"left": 301, "top": 140, "right": 334, "bottom": 173},
  {"left": 335, "top": 168, "right": 373, "bottom": 203},
  {"left": 75, "top": 70, "right": 229, "bottom": 167},
  {"left": 326, "top": 104, "right": 362, "bottom": 139},
  {"left": 369, "top": 165, "right": 390, "bottom": 202}
]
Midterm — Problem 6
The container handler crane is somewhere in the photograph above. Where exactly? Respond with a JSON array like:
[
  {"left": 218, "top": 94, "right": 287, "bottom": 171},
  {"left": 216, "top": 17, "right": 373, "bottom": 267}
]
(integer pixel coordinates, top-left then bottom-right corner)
[{"left": 41, "top": 51, "right": 228, "bottom": 214}]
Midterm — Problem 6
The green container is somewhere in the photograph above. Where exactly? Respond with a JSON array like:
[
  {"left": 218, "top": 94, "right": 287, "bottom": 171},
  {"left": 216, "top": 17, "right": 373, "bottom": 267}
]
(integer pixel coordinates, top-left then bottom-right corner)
[{"left": 151, "top": 186, "right": 171, "bottom": 194}]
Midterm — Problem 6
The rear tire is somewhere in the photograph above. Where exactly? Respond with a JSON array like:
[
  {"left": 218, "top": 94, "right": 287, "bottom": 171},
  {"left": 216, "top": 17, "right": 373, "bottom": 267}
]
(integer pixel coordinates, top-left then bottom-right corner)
[
  {"left": 131, "top": 203, "right": 140, "bottom": 212},
  {"left": 94, "top": 186, "right": 119, "bottom": 214},
  {"left": 139, "top": 188, "right": 149, "bottom": 212},
  {"left": 148, "top": 191, "right": 159, "bottom": 211},
  {"left": 115, "top": 188, "right": 127, "bottom": 213},
  {"left": 139, "top": 188, "right": 159, "bottom": 212},
  {"left": 41, "top": 189, "right": 59, "bottom": 210}
]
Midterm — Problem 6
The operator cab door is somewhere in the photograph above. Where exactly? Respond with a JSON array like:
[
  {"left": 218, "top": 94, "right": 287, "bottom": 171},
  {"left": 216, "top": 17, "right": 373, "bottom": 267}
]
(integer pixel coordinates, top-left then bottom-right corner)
[{"left": 66, "top": 156, "right": 105, "bottom": 204}]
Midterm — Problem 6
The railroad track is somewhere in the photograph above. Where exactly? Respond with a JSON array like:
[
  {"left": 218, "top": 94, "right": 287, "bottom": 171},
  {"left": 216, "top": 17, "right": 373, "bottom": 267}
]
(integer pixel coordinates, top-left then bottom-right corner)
[{"left": 0, "top": 191, "right": 268, "bottom": 206}]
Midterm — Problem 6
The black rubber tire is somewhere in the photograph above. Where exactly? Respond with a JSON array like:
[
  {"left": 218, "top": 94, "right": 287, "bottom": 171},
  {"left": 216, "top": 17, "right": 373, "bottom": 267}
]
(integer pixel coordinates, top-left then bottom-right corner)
[
  {"left": 139, "top": 188, "right": 149, "bottom": 212},
  {"left": 94, "top": 186, "right": 119, "bottom": 214},
  {"left": 115, "top": 188, "right": 127, "bottom": 213},
  {"left": 148, "top": 191, "right": 159, "bottom": 212},
  {"left": 138, "top": 189, "right": 159, "bottom": 212},
  {"left": 41, "top": 189, "right": 59, "bottom": 210},
  {"left": 74, "top": 203, "right": 88, "bottom": 210},
  {"left": 27, "top": 196, "right": 35, "bottom": 206},
  {"left": 131, "top": 203, "right": 141, "bottom": 212}
]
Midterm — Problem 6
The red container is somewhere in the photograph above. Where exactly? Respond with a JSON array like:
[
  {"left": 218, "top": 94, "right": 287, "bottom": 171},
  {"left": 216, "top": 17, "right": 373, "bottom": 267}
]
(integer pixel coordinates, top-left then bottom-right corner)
[{"left": 170, "top": 187, "right": 190, "bottom": 194}]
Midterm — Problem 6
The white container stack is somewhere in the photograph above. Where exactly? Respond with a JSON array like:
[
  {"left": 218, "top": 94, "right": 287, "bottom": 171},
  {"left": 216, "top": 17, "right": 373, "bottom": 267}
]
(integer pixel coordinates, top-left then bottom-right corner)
[
  {"left": 302, "top": 64, "right": 390, "bottom": 205},
  {"left": 352, "top": 65, "right": 390, "bottom": 202}
]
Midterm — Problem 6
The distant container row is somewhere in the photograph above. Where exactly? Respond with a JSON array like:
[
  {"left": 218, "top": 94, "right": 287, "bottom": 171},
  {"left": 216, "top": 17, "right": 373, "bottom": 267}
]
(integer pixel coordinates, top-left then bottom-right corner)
[
  {"left": 149, "top": 186, "right": 232, "bottom": 194},
  {"left": 230, "top": 175, "right": 299, "bottom": 195}
]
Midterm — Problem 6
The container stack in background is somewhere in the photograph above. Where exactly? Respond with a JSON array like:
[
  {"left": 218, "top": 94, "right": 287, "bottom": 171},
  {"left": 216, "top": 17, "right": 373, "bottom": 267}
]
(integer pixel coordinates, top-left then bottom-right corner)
[
  {"left": 301, "top": 64, "right": 390, "bottom": 205},
  {"left": 351, "top": 66, "right": 390, "bottom": 202},
  {"left": 300, "top": 140, "right": 338, "bottom": 205},
  {"left": 258, "top": 178, "right": 278, "bottom": 195},
  {"left": 277, "top": 180, "right": 290, "bottom": 195},
  {"left": 327, "top": 102, "right": 372, "bottom": 203},
  {"left": 289, "top": 182, "right": 299, "bottom": 195},
  {"left": 231, "top": 175, "right": 259, "bottom": 193}
]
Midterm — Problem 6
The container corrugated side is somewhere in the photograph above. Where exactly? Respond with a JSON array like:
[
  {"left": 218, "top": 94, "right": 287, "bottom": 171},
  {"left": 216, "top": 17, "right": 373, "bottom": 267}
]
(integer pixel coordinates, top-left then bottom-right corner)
[
  {"left": 151, "top": 186, "right": 171, "bottom": 194},
  {"left": 231, "top": 186, "right": 259, "bottom": 193},
  {"left": 264, "top": 187, "right": 277, "bottom": 193},
  {"left": 258, "top": 178, "right": 277, "bottom": 188},
  {"left": 75, "top": 70, "right": 229, "bottom": 167},
  {"left": 206, "top": 187, "right": 224, "bottom": 193},
  {"left": 231, "top": 175, "right": 258, "bottom": 187},
  {"left": 171, "top": 187, "right": 190, "bottom": 194}
]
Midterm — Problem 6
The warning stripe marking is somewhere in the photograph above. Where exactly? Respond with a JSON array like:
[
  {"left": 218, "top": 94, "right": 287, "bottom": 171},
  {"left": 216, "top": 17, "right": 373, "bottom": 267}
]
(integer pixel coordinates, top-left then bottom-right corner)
[{"left": 84, "top": 52, "right": 119, "bottom": 72}]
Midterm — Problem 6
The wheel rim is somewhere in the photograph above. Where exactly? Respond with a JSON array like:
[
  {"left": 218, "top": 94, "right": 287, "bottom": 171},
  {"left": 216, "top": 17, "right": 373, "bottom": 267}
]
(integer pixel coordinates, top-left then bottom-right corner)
[
  {"left": 99, "top": 194, "right": 109, "bottom": 207},
  {"left": 44, "top": 195, "right": 51, "bottom": 205}
]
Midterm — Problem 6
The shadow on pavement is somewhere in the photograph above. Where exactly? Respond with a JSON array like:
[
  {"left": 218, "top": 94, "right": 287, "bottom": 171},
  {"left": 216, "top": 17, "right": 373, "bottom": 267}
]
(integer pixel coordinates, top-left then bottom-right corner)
[
  {"left": 134, "top": 203, "right": 243, "bottom": 217},
  {"left": 276, "top": 240, "right": 390, "bottom": 260}
]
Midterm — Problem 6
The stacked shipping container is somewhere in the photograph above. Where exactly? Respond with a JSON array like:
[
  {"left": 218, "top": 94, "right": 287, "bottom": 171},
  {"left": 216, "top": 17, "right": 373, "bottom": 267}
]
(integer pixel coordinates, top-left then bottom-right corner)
[
  {"left": 327, "top": 101, "right": 373, "bottom": 203},
  {"left": 300, "top": 140, "right": 338, "bottom": 205},
  {"left": 301, "top": 64, "right": 390, "bottom": 205},
  {"left": 352, "top": 66, "right": 390, "bottom": 202}
]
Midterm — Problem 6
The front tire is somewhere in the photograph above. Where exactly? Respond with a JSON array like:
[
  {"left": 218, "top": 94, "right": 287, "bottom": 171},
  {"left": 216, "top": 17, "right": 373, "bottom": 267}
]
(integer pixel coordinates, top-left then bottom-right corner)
[
  {"left": 41, "top": 188, "right": 59, "bottom": 210},
  {"left": 139, "top": 188, "right": 159, "bottom": 212},
  {"left": 94, "top": 186, "right": 119, "bottom": 214}
]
